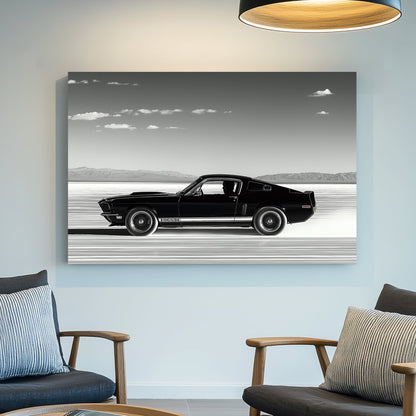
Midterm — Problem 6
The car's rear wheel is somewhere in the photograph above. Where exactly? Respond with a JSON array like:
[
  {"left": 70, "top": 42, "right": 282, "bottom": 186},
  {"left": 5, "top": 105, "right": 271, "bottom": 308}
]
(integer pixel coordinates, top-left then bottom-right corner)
[
  {"left": 253, "top": 207, "right": 287, "bottom": 236},
  {"left": 125, "top": 208, "right": 158, "bottom": 236}
]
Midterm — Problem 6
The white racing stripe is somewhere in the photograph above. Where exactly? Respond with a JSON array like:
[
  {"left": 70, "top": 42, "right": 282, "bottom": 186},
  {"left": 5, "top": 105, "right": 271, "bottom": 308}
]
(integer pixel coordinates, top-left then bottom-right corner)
[{"left": 159, "top": 217, "right": 253, "bottom": 223}]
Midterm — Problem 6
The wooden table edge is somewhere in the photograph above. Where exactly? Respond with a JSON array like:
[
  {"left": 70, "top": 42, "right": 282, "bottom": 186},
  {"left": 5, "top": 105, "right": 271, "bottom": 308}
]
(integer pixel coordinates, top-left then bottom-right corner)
[{"left": 1, "top": 403, "right": 185, "bottom": 416}]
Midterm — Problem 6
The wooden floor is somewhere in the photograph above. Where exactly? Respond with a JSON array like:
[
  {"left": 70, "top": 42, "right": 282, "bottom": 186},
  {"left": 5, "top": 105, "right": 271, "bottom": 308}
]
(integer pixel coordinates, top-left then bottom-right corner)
[{"left": 128, "top": 399, "right": 248, "bottom": 416}]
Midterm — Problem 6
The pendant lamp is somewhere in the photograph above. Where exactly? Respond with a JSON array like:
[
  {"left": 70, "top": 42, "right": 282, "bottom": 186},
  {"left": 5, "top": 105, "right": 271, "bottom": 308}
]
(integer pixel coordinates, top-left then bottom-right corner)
[{"left": 239, "top": 0, "right": 402, "bottom": 32}]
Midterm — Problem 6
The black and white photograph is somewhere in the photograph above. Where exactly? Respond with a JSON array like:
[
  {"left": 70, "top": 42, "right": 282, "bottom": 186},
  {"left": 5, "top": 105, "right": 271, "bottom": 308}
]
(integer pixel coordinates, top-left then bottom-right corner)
[{"left": 68, "top": 72, "right": 356, "bottom": 264}]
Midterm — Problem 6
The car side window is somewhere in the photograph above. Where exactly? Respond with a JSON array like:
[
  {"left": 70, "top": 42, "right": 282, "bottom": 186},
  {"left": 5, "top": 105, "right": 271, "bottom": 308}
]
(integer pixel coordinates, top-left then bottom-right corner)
[
  {"left": 248, "top": 181, "right": 272, "bottom": 192},
  {"left": 200, "top": 181, "right": 226, "bottom": 195},
  {"left": 188, "top": 180, "right": 240, "bottom": 196}
]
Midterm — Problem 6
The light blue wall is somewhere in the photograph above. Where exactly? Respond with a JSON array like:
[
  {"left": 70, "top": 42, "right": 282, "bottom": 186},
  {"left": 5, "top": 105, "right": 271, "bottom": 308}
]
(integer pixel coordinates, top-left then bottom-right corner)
[{"left": 0, "top": 0, "right": 415, "bottom": 399}]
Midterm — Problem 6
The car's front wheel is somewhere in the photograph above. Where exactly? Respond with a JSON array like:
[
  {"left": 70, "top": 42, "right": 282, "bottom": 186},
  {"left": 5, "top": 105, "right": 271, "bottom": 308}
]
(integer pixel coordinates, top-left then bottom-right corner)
[
  {"left": 125, "top": 208, "right": 158, "bottom": 236},
  {"left": 253, "top": 207, "right": 287, "bottom": 236}
]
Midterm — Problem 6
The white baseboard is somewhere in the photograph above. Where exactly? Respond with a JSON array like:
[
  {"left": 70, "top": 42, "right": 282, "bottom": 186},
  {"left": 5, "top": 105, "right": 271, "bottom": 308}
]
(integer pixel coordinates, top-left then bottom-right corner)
[{"left": 127, "top": 383, "right": 246, "bottom": 399}]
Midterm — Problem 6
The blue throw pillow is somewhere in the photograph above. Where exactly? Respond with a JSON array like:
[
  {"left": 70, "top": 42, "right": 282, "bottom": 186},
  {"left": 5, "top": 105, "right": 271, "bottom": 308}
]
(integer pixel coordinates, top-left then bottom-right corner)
[{"left": 0, "top": 285, "right": 69, "bottom": 380}]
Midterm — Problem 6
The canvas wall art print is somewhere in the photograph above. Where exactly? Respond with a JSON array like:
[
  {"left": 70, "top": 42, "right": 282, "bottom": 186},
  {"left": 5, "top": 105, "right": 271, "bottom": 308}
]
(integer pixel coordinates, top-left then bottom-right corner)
[{"left": 68, "top": 72, "right": 356, "bottom": 264}]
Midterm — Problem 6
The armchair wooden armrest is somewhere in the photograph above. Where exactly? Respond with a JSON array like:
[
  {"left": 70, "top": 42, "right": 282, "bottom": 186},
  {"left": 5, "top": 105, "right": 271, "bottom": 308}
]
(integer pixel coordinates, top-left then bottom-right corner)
[
  {"left": 246, "top": 337, "right": 338, "bottom": 348},
  {"left": 60, "top": 330, "right": 130, "bottom": 343},
  {"left": 392, "top": 362, "right": 416, "bottom": 375},
  {"left": 247, "top": 337, "right": 338, "bottom": 384},
  {"left": 59, "top": 330, "right": 130, "bottom": 404},
  {"left": 392, "top": 362, "right": 416, "bottom": 416},
  {"left": 246, "top": 337, "right": 338, "bottom": 416}
]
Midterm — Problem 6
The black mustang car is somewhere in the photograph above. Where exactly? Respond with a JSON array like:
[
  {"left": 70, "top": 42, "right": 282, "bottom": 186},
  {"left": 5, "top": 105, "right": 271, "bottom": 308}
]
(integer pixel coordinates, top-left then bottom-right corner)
[{"left": 98, "top": 174, "right": 316, "bottom": 236}]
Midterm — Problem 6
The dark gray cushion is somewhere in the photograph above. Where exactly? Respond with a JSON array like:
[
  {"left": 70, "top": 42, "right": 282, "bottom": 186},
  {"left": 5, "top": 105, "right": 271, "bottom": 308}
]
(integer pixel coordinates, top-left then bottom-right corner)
[
  {"left": 243, "top": 386, "right": 402, "bottom": 416},
  {"left": 375, "top": 284, "right": 416, "bottom": 316},
  {"left": 0, "top": 369, "right": 115, "bottom": 412},
  {"left": 0, "top": 270, "right": 48, "bottom": 293}
]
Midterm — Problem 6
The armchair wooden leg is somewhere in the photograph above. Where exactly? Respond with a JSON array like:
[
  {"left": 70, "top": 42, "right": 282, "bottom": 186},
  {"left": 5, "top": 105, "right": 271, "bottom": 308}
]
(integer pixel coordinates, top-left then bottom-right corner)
[
  {"left": 315, "top": 345, "right": 330, "bottom": 377},
  {"left": 114, "top": 341, "right": 127, "bottom": 404},
  {"left": 403, "top": 374, "right": 416, "bottom": 416},
  {"left": 249, "top": 407, "right": 261, "bottom": 416},
  {"left": 249, "top": 347, "right": 267, "bottom": 416},
  {"left": 68, "top": 336, "right": 80, "bottom": 368},
  {"left": 252, "top": 347, "right": 267, "bottom": 386}
]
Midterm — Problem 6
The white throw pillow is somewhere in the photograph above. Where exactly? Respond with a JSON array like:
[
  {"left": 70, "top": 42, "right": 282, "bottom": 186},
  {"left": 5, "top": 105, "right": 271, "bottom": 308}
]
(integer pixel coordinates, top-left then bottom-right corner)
[
  {"left": 320, "top": 306, "right": 416, "bottom": 405},
  {"left": 0, "top": 285, "right": 69, "bottom": 380}
]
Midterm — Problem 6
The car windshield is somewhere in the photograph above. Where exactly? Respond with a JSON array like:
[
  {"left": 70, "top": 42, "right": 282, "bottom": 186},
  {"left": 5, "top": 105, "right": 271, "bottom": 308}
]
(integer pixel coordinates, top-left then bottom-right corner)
[{"left": 177, "top": 178, "right": 200, "bottom": 195}]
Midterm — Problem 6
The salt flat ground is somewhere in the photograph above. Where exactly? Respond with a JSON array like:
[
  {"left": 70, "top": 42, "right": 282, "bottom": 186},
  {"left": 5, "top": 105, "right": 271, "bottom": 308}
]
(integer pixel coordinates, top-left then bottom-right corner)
[{"left": 68, "top": 182, "right": 356, "bottom": 264}]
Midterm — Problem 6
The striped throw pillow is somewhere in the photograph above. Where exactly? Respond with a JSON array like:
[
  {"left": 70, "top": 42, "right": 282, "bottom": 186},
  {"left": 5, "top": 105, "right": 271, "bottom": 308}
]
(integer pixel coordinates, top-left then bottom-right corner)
[
  {"left": 320, "top": 306, "right": 416, "bottom": 405},
  {"left": 0, "top": 285, "right": 69, "bottom": 380}
]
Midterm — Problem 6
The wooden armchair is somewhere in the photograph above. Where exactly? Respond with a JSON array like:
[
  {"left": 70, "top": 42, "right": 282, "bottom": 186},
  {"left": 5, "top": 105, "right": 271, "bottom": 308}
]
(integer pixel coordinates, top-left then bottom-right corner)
[
  {"left": 0, "top": 271, "right": 130, "bottom": 412},
  {"left": 243, "top": 284, "right": 416, "bottom": 416}
]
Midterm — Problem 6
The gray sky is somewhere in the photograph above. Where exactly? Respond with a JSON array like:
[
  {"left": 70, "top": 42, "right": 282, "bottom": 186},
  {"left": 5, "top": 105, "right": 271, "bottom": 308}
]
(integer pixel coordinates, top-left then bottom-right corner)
[{"left": 68, "top": 72, "right": 356, "bottom": 176}]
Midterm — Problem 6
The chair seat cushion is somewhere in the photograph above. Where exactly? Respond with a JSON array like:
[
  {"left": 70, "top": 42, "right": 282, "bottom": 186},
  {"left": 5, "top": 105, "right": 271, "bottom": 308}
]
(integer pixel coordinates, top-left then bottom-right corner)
[
  {"left": 0, "top": 369, "right": 116, "bottom": 412},
  {"left": 243, "top": 385, "right": 402, "bottom": 416}
]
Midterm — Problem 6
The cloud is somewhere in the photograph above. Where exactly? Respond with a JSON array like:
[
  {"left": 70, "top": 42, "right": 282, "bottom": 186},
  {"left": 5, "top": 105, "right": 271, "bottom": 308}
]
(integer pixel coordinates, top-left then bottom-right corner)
[
  {"left": 69, "top": 112, "right": 110, "bottom": 121},
  {"left": 68, "top": 79, "right": 88, "bottom": 85},
  {"left": 135, "top": 109, "right": 182, "bottom": 115},
  {"left": 104, "top": 123, "right": 136, "bottom": 130},
  {"left": 146, "top": 125, "right": 160, "bottom": 130},
  {"left": 224, "top": 110, "right": 233, "bottom": 114},
  {"left": 309, "top": 88, "right": 334, "bottom": 97},
  {"left": 192, "top": 108, "right": 217, "bottom": 115},
  {"left": 160, "top": 109, "right": 183, "bottom": 115},
  {"left": 132, "top": 83, "right": 139, "bottom": 87},
  {"left": 165, "top": 126, "right": 184, "bottom": 130},
  {"left": 112, "top": 109, "right": 133, "bottom": 117},
  {"left": 316, "top": 110, "right": 329, "bottom": 115},
  {"left": 136, "top": 109, "right": 158, "bottom": 114},
  {"left": 107, "top": 81, "right": 130, "bottom": 86},
  {"left": 92, "top": 79, "right": 100, "bottom": 83}
]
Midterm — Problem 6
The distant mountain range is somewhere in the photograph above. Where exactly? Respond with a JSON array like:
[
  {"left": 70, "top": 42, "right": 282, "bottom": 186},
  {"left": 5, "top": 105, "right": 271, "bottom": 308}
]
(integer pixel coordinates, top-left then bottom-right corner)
[
  {"left": 69, "top": 167, "right": 196, "bottom": 183},
  {"left": 257, "top": 172, "right": 356, "bottom": 184},
  {"left": 69, "top": 167, "right": 356, "bottom": 184}
]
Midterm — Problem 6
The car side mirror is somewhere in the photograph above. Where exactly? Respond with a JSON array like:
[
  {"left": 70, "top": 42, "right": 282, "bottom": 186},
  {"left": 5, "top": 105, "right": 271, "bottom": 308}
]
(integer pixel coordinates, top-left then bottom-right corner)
[{"left": 193, "top": 188, "right": 203, "bottom": 196}]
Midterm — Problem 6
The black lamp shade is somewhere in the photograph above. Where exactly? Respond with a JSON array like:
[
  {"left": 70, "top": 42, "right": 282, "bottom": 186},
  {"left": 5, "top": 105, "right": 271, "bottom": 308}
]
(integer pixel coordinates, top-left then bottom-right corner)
[{"left": 239, "top": 0, "right": 402, "bottom": 32}]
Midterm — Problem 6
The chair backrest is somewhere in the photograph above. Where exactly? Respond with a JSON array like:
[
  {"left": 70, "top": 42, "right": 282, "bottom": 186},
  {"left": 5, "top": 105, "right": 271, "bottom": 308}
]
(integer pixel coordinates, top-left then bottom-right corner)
[{"left": 375, "top": 283, "right": 416, "bottom": 316}]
